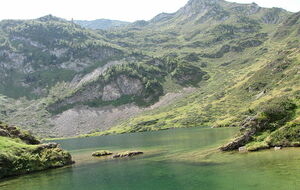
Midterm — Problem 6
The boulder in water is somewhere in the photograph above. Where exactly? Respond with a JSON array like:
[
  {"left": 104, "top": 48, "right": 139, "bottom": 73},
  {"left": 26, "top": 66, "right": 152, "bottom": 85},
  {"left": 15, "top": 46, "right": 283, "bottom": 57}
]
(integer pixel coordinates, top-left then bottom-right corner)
[
  {"left": 113, "top": 151, "right": 143, "bottom": 158},
  {"left": 92, "top": 150, "right": 113, "bottom": 157}
]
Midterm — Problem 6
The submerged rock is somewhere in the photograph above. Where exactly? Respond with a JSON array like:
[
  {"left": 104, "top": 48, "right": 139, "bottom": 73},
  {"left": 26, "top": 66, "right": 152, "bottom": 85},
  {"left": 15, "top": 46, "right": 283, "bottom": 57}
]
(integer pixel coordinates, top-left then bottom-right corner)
[
  {"left": 113, "top": 151, "right": 143, "bottom": 158},
  {"left": 92, "top": 150, "right": 113, "bottom": 157}
]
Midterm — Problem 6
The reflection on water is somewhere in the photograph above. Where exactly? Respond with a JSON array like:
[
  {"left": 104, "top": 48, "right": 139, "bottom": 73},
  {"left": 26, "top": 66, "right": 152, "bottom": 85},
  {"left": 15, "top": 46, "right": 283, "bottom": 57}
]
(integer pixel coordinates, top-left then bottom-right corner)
[{"left": 1, "top": 127, "right": 300, "bottom": 190}]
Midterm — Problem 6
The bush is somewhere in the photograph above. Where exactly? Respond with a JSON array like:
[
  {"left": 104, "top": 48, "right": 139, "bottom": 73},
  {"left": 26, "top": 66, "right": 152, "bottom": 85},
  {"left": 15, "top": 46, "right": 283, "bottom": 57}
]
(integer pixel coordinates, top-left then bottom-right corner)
[
  {"left": 294, "top": 90, "right": 300, "bottom": 99},
  {"left": 171, "top": 63, "right": 206, "bottom": 86},
  {"left": 268, "top": 122, "right": 300, "bottom": 147},
  {"left": 260, "top": 97, "right": 296, "bottom": 123}
]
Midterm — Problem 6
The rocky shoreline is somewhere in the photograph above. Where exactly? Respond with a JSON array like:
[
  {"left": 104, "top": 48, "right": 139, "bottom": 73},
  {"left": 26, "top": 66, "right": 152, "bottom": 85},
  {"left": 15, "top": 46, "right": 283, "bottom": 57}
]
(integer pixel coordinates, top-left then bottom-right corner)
[{"left": 220, "top": 97, "right": 299, "bottom": 152}]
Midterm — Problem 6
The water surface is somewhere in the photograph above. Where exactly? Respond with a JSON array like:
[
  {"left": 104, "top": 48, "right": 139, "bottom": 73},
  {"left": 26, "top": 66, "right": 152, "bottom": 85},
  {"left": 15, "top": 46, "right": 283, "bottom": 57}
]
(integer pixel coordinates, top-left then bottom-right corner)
[{"left": 1, "top": 127, "right": 300, "bottom": 190}]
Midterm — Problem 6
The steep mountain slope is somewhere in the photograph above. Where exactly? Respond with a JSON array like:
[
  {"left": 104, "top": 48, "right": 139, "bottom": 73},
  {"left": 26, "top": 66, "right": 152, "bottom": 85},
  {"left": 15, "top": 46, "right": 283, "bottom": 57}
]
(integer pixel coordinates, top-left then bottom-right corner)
[
  {"left": 219, "top": 12, "right": 300, "bottom": 151},
  {"left": 74, "top": 19, "right": 130, "bottom": 30},
  {"left": 0, "top": 0, "right": 299, "bottom": 141},
  {"left": 0, "top": 15, "right": 124, "bottom": 98},
  {"left": 100, "top": 10, "right": 300, "bottom": 151}
]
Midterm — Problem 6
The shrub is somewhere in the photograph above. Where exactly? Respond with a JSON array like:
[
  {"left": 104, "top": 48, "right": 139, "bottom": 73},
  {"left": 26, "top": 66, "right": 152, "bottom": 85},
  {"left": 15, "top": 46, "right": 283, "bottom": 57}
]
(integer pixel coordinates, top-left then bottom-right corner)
[
  {"left": 268, "top": 122, "right": 300, "bottom": 147},
  {"left": 260, "top": 97, "right": 296, "bottom": 123}
]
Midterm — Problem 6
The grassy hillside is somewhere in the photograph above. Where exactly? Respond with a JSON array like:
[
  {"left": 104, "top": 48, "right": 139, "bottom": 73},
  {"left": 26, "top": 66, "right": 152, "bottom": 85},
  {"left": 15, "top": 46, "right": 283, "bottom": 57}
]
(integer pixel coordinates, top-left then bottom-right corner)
[{"left": 85, "top": 10, "right": 300, "bottom": 149}]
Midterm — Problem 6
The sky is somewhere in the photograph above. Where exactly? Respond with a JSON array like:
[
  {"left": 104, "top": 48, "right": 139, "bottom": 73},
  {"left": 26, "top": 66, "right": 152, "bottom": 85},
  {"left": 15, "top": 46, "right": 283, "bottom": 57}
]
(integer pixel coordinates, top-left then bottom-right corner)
[{"left": 0, "top": 0, "right": 299, "bottom": 22}]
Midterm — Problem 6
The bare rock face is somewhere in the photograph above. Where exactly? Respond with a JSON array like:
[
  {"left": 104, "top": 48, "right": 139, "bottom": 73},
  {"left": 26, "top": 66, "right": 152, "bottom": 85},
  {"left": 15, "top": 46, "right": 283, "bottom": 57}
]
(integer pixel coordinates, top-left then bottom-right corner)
[
  {"left": 102, "top": 75, "right": 143, "bottom": 101},
  {"left": 117, "top": 75, "right": 143, "bottom": 95},
  {"left": 102, "top": 83, "right": 122, "bottom": 101},
  {"left": 50, "top": 74, "right": 144, "bottom": 111}
]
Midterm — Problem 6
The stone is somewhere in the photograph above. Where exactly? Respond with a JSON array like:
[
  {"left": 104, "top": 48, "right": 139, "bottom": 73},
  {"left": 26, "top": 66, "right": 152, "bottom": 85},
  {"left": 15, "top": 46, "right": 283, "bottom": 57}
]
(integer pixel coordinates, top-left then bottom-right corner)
[
  {"left": 92, "top": 150, "right": 113, "bottom": 157},
  {"left": 37, "top": 142, "right": 59, "bottom": 150},
  {"left": 239, "top": 146, "right": 247, "bottom": 152},
  {"left": 113, "top": 151, "right": 143, "bottom": 158},
  {"left": 0, "top": 129, "right": 10, "bottom": 137},
  {"left": 116, "top": 75, "right": 143, "bottom": 95},
  {"left": 274, "top": 146, "right": 282, "bottom": 151}
]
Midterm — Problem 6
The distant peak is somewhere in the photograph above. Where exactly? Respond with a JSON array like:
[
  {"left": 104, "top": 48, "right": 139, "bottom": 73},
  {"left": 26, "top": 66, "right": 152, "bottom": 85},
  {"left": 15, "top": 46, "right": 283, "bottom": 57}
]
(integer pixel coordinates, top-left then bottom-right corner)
[
  {"left": 37, "top": 15, "right": 63, "bottom": 22},
  {"left": 184, "top": 0, "right": 222, "bottom": 10},
  {"left": 178, "top": 0, "right": 222, "bottom": 15}
]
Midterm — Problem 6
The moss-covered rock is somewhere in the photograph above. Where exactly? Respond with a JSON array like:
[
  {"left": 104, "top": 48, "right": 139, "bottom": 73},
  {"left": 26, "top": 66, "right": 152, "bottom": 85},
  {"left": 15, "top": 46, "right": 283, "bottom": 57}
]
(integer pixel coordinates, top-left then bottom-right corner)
[
  {"left": 0, "top": 122, "right": 40, "bottom": 145},
  {"left": 92, "top": 150, "right": 113, "bottom": 157},
  {"left": 0, "top": 122, "right": 73, "bottom": 179}
]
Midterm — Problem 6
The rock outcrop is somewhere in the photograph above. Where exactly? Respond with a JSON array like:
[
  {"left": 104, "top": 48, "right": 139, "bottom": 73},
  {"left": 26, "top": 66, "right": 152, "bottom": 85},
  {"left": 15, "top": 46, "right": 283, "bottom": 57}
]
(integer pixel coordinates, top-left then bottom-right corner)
[
  {"left": 0, "top": 122, "right": 73, "bottom": 179},
  {"left": 220, "top": 116, "right": 268, "bottom": 151},
  {"left": 49, "top": 74, "right": 143, "bottom": 112},
  {"left": 0, "top": 122, "right": 40, "bottom": 144}
]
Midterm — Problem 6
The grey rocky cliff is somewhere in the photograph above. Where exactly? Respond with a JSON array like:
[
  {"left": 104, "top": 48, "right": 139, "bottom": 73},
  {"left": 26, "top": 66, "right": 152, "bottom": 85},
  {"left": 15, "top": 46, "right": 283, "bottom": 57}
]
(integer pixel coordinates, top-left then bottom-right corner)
[{"left": 49, "top": 75, "right": 143, "bottom": 111}]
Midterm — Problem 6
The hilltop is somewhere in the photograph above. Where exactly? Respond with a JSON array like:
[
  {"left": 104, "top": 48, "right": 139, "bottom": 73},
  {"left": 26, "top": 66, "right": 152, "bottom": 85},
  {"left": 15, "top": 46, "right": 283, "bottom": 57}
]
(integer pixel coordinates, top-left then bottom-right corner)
[{"left": 74, "top": 19, "right": 130, "bottom": 30}]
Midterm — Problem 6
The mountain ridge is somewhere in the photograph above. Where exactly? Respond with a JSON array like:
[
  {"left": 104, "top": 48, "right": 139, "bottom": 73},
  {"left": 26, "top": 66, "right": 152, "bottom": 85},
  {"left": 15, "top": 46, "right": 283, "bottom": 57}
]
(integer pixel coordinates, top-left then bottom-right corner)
[{"left": 74, "top": 19, "right": 130, "bottom": 30}]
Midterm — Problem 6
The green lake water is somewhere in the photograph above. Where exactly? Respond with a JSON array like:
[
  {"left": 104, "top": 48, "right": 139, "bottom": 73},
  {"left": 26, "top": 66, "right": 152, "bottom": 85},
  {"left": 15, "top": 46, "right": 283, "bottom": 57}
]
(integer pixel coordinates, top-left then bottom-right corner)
[{"left": 1, "top": 127, "right": 300, "bottom": 190}]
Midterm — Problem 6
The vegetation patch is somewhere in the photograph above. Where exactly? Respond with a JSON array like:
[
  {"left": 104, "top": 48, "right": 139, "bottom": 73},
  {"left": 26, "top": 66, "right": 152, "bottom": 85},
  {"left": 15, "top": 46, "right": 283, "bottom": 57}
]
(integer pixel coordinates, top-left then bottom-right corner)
[{"left": 0, "top": 121, "right": 73, "bottom": 179}]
